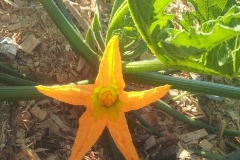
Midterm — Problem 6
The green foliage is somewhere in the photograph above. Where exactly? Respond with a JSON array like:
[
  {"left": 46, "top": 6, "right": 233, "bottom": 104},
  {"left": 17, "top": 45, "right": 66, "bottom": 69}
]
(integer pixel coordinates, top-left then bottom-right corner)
[
  {"left": 128, "top": 0, "right": 240, "bottom": 77},
  {"left": 2, "top": 2, "right": 240, "bottom": 158},
  {"left": 106, "top": 0, "right": 139, "bottom": 52},
  {"left": 3, "top": 0, "right": 240, "bottom": 98},
  {"left": 188, "top": 0, "right": 228, "bottom": 23},
  {"left": 127, "top": 0, "right": 174, "bottom": 63},
  {"left": 91, "top": 14, "right": 105, "bottom": 52},
  {"left": 179, "top": 12, "right": 194, "bottom": 31}
]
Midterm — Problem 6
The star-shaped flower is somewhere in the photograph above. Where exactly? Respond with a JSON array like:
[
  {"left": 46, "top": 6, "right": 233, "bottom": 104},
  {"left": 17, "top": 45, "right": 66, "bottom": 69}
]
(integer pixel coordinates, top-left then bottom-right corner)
[{"left": 36, "top": 36, "right": 170, "bottom": 160}]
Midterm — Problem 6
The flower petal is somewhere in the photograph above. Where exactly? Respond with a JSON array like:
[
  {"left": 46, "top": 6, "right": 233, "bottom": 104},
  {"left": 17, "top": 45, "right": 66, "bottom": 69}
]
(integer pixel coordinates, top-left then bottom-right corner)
[
  {"left": 95, "top": 36, "right": 125, "bottom": 90},
  {"left": 107, "top": 112, "right": 139, "bottom": 159},
  {"left": 36, "top": 84, "right": 94, "bottom": 106},
  {"left": 70, "top": 110, "right": 107, "bottom": 160},
  {"left": 122, "top": 84, "right": 170, "bottom": 112}
]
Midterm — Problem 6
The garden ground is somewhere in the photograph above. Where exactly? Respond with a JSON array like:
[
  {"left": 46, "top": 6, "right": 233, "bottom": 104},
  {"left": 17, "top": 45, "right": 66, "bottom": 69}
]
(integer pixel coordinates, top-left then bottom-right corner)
[{"left": 0, "top": 0, "right": 240, "bottom": 159}]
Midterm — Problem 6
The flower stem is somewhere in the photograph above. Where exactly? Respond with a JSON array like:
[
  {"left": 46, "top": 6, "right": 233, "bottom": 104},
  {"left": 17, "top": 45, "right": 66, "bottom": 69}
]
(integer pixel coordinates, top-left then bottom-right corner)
[
  {"left": 126, "top": 114, "right": 153, "bottom": 134},
  {"left": 106, "top": 128, "right": 124, "bottom": 160},
  {"left": 130, "top": 110, "right": 162, "bottom": 137}
]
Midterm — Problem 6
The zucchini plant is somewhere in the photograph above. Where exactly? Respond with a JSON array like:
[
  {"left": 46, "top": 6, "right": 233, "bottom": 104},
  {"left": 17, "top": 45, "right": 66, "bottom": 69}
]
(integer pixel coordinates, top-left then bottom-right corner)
[{"left": 1, "top": 0, "right": 240, "bottom": 159}]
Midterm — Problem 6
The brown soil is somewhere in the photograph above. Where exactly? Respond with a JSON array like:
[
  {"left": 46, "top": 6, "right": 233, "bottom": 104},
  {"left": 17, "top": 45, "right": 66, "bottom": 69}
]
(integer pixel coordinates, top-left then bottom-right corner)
[{"left": 0, "top": 0, "right": 240, "bottom": 160}]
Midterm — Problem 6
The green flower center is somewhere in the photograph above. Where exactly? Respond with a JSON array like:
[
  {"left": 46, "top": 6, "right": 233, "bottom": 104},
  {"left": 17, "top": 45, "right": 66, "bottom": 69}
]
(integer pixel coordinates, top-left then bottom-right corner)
[
  {"left": 91, "top": 85, "right": 123, "bottom": 122},
  {"left": 98, "top": 87, "right": 117, "bottom": 107}
]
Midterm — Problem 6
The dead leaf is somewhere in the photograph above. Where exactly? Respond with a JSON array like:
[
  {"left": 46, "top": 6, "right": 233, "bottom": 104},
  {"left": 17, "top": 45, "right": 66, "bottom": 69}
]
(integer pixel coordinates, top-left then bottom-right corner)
[
  {"left": 177, "top": 149, "right": 193, "bottom": 159},
  {"left": 199, "top": 139, "right": 213, "bottom": 151},
  {"left": 50, "top": 113, "right": 70, "bottom": 132},
  {"left": 179, "top": 129, "right": 208, "bottom": 143},
  {"left": 30, "top": 105, "right": 47, "bottom": 121},
  {"left": 141, "top": 112, "right": 159, "bottom": 126},
  {"left": 144, "top": 135, "right": 156, "bottom": 150}
]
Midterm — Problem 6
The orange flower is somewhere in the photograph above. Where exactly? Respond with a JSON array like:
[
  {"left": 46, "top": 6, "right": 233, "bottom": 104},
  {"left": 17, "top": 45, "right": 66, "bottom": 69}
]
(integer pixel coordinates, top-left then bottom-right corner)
[{"left": 36, "top": 36, "right": 170, "bottom": 160}]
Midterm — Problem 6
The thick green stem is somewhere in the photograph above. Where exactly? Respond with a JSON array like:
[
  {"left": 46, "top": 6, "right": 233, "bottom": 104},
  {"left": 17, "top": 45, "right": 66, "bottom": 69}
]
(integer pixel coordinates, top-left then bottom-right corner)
[
  {"left": 122, "top": 41, "right": 147, "bottom": 61},
  {"left": 0, "top": 62, "right": 35, "bottom": 81},
  {"left": 123, "top": 39, "right": 138, "bottom": 51},
  {"left": 130, "top": 110, "right": 162, "bottom": 137},
  {"left": 106, "top": 0, "right": 128, "bottom": 43},
  {"left": 190, "top": 149, "right": 224, "bottom": 159},
  {"left": 126, "top": 114, "right": 153, "bottom": 134},
  {"left": 85, "top": 27, "right": 97, "bottom": 52},
  {"left": 39, "top": 0, "right": 99, "bottom": 68},
  {"left": 0, "top": 73, "right": 39, "bottom": 86},
  {"left": 0, "top": 79, "right": 91, "bottom": 100},
  {"left": 122, "top": 59, "right": 165, "bottom": 73},
  {"left": 124, "top": 72, "right": 240, "bottom": 100},
  {"left": 106, "top": 128, "right": 123, "bottom": 160},
  {"left": 1, "top": 71, "right": 240, "bottom": 101},
  {"left": 0, "top": 86, "right": 46, "bottom": 100},
  {"left": 55, "top": 0, "right": 79, "bottom": 32},
  {"left": 92, "top": 14, "right": 105, "bottom": 52},
  {"left": 109, "top": 0, "right": 125, "bottom": 25}
]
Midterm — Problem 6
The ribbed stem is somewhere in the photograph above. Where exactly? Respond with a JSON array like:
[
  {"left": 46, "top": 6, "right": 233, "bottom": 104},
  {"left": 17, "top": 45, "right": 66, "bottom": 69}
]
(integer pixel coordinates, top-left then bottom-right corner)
[
  {"left": 0, "top": 86, "right": 46, "bottom": 100},
  {"left": 130, "top": 110, "right": 162, "bottom": 137},
  {"left": 124, "top": 72, "right": 240, "bottom": 100},
  {"left": 122, "top": 41, "right": 147, "bottom": 61},
  {"left": 122, "top": 59, "right": 165, "bottom": 73},
  {"left": 0, "top": 73, "right": 39, "bottom": 86},
  {"left": 39, "top": 0, "right": 99, "bottom": 68},
  {"left": 55, "top": 0, "right": 79, "bottom": 32},
  {"left": 0, "top": 79, "right": 91, "bottom": 100},
  {"left": 0, "top": 62, "right": 35, "bottom": 81}
]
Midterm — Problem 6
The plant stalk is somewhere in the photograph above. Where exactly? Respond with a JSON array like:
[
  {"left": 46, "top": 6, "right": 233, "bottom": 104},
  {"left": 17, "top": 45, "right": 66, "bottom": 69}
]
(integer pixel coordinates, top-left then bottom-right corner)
[
  {"left": 124, "top": 72, "right": 240, "bottom": 100},
  {"left": 39, "top": 0, "right": 99, "bottom": 68}
]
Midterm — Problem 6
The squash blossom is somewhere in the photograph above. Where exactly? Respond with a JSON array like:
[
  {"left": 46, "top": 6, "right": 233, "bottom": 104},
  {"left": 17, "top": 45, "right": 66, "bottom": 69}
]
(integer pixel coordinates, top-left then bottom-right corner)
[{"left": 36, "top": 36, "right": 170, "bottom": 160}]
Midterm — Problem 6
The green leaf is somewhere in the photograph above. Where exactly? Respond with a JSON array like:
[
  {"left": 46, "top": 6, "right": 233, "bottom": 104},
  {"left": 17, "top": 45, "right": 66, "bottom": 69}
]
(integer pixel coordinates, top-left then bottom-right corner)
[
  {"left": 85, "top": 27, "right": 97, "bottom": 53},
  {"left": 95, "top": 0, "right": 102, "bottom": 29},
  {"left": 55, "top": 0, "right": 79, "bottom": 32},
  {"left": 217, "top": 41, "right": 233, "bottom": 66},
  {"left": 188, "top": 0, "right": 228, "bottom": 24},
  {"left": 106, "top": 0, "right": 139, "bottom": 49},
  {"left": 109, "top": 0, "right": 125, "bottom": 23},
  {"left": 127, "top": 0, "right": 174, "bottom": 63},
  {"left": 179, "top": 12, "right": 194, "bottom": 31},
  {"left": 122, "top": 41, "right": 148, "bottom": 61},
  {"left": 92, "top": 14, "right": 105, "bottom": 52},
  {"left": 166, "top": 25, "right": 240, "bottom": 56},
  {"left": 160, "top": 6, "right": 240, "bottom": 77},
  {"left": 202, "top": 36, "right": 240, "bottom": 76},
  {"left": 222, "top": 0, "right": 239, "bottom": 15},
  {"left": 162, "top": 6, "right": 240, "bottom": 59}
]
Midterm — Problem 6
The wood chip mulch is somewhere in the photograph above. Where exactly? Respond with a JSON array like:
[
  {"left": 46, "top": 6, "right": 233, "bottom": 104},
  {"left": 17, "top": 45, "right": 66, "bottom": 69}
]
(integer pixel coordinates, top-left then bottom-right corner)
[{"left": 1, "top": 0, "right": 240, "bottom": 160}]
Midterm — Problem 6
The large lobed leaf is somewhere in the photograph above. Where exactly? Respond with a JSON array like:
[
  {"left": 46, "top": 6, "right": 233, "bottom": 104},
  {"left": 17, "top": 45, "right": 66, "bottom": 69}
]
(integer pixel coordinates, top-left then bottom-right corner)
[
  {"left": 127, "top": 0, "right": 174, "bottom": 63},
  {"left": 188, "top": 0, "right": 228, "bottom": 24},
  {"left": 163, "top": 6, "right": 240, "bottom": 76},
  {"left": 162, "top": 6, "right": 240, "bottom": 58},
  {"left": 128, "top": 0, "right": 240, "bottom": 77}
]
